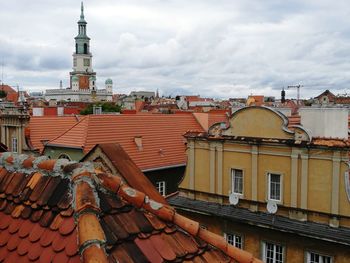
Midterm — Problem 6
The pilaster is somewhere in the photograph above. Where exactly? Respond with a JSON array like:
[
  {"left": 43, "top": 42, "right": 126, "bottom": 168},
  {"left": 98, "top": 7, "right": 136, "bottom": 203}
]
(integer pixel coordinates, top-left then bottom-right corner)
[
  {"left": 216, "top": 143, "right": 223, "bottom": 196},
  {"left": 290, "top": 148, "right": 299, "bottom": 208},
  {"left": 300, "top": 153, "right": 309, "bottom": 210},
  {"left": 250, "top": 145, "right": 258, "bottom": 211},
  {"left": 209, "top": 144, "right": 216, "bottom": 194}
]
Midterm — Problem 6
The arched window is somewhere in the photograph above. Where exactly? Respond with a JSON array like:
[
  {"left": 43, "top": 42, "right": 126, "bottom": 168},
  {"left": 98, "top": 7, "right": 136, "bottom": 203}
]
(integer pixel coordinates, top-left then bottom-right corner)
[
  {"left": 76, "top": 43, "right": 78, "bottom": 53},
  {"left": 58, "top": 153, "right": 71, "bottom": 161},
  {"left": 84, "top": 43, "right": 88, "bottom": 54}
]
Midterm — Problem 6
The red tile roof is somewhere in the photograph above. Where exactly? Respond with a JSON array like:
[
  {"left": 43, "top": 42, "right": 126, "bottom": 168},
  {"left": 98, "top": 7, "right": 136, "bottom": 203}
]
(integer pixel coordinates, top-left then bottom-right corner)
[
  {"left": 0, "top": 152, "right": 262, "bottom": 263},
  {"left": 47, "top": 114, "right": 204, "bottom": 171},
  {"left": 27, "top": 116, "right": 82, "bottom": 153},
  {"left": 0, "top": 84, "right": 18, "bottom": 103}
]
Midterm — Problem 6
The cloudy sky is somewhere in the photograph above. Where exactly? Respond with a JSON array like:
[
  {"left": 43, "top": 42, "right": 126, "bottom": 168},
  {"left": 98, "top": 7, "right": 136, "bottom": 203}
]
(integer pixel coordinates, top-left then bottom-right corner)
[{"left": 1, "top": 0, "right": 350, "bottom": 99}]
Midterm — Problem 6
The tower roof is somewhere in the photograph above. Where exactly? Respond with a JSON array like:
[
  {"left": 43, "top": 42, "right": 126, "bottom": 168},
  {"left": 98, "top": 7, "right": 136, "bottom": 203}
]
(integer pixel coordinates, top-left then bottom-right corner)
[
  {"left": 78, "top": 2, "right": 86, "bottom": 23},
  {"left": 105, "top": 78, "right": 113, "bottom": 85}
]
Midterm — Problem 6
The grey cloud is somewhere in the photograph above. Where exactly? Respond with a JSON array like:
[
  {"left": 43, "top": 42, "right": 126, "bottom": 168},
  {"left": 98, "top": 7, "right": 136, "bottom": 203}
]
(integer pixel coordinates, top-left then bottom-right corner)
[{"left": 1, "top": 0, "right": 350, "bottom": 98}]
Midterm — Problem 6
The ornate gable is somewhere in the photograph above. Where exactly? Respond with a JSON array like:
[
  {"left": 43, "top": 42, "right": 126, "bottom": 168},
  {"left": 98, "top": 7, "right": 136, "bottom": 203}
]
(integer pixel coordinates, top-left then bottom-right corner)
[{"left": 220, "top": 106, "right": 310, "bottom": 142}]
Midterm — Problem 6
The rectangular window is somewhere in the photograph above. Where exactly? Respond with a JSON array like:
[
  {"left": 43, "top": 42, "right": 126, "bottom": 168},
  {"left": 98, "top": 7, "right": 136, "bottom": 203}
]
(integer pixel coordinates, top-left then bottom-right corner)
[
  {"left": 268, "top": 173, "right": 281, "bottom": 201},
  {"left": 231, "top": 169, "right": 243, "bottom": 195},
  {"left": 306, "top": 252, "right": 332, "bottom": 263},
  {"left": 83, "top": 58, "right": 90, "bottom": 66},
  {"left": 12, "top": 138, "right": 18, "bottom": 153},
  {"left": 263, "top": 242, "right": 284, "bottom": 263},
  {"left": 224, "top": 233, "right": 243, "bottom": 249},
  {"left": 156, "top": 181, "right": 166, "bottom": 196},
  {"left": 73, "top": 58, "right": 77, "bottom": 67}
]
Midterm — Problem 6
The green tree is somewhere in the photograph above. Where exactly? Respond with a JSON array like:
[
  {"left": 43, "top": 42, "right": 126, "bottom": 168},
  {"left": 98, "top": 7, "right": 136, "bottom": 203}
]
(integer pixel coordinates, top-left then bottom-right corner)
[
  {"left": 80, "top": 102, "right": 121, "bottom": 115},
  {"left": 0, "top": 90, "right": 7, "bottom": 98}
]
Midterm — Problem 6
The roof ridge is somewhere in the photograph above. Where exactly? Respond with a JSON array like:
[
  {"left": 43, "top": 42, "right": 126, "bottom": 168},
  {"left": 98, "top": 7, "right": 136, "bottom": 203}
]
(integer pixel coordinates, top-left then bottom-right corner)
[
  {"left": 95, "top": 172, "right": 262, "bottom": 263},
  {"left": 81, "top": 114, "right": 90, "bottom": 150}
]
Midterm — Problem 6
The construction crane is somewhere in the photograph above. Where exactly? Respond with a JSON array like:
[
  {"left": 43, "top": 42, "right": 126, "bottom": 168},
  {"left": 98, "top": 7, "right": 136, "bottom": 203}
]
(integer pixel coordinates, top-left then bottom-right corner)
[{"left": 287, "top": 85, "right": 303, "bottom": 105}]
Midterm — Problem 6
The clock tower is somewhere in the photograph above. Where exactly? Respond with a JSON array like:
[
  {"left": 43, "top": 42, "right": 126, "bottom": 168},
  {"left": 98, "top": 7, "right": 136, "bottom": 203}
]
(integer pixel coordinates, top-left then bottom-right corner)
[{"left": 70, "top": 2, "right": 96, "bottom": 90}]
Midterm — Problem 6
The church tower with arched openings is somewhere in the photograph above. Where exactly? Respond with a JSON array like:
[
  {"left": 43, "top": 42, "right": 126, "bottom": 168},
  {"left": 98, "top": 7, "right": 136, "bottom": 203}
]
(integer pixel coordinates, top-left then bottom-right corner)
[{"left": 70, "top": 2, "right": 96, "bottom": 90}]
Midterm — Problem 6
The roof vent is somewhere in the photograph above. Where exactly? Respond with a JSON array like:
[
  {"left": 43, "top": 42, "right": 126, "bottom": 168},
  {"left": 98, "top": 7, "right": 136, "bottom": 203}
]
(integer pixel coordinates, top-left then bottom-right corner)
[{"left": 134, "top": 136, "right": 143, "bottom": 151}]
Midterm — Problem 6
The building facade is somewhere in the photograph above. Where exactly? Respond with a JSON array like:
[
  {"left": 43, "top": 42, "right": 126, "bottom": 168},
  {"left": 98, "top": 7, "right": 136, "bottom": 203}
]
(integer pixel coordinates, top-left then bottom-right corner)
[
  {"left": 0, "top": 103, "right": 30, "bottom": 154},
  {"left": 45, "top": 3, "right": 113, "bottom": 102},
  {"left": 169, "top": 106, "right": 350, "bottom": 262}
]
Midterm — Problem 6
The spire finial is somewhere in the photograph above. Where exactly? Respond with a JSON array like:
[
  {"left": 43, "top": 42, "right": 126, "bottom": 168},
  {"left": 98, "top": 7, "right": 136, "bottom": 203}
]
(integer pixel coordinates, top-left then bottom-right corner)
[{"left": 80, "top": 2, "right": 84, "bottom": 20}]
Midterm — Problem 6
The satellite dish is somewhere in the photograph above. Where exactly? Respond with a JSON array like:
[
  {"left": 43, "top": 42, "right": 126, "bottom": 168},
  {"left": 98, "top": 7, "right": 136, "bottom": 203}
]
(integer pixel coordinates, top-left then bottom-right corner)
[
  {"left": 267, "top": 201, "right": 278, "bottom": 214},
  {"left": 229, "top": 193, "right": 239, "bottom": 205}
]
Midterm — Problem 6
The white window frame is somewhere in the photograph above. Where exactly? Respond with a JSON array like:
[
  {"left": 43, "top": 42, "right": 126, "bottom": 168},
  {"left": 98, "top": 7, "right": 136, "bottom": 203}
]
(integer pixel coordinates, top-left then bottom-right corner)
[
  {"left": 231, "top": 168, "right": 244, "bottom": 196},
  {"left": 224, "top": 232, "right": 243, "bottom": 249},
  {"left": 12, "top": 137, "right": 18, "bottom": 153},
  {"left": 156, "top": 181, "right": 166, "bottom": 196},
  {"left": 262, "top": 241, "right": 285, "bottom": 263},
  {"left": 306, "top": 251, "right": 333, "bottom": 263},
  {"left": 267, "top": 172, "right": 283, "bottom": 203}
]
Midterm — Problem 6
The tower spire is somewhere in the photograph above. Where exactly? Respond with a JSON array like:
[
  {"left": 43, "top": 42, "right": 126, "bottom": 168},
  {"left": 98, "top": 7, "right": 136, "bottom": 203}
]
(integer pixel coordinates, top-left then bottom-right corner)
[{"left": 80, "top": 2, "right": 85, "bottom": 20}]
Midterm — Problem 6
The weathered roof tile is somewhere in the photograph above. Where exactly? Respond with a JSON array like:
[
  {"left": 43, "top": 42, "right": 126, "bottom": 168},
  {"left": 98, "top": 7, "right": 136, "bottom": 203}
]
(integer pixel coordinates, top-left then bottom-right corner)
[{"left": 0, "top": 152, "right": 262, "bottom": 263}]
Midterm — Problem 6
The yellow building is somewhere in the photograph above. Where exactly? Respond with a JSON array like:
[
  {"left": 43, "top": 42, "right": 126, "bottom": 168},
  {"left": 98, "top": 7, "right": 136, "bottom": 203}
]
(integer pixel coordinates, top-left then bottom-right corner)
[
  {"left": 169, "top": 106, "right": 350, "bottom": 263},
  {"left": 0, "top": 104, "right": 30, "bottom": 154}
]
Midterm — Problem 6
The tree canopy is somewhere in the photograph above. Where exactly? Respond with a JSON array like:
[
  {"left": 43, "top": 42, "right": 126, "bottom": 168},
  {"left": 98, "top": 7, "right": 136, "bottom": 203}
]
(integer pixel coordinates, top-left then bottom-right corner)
[{"left": 80, "top": 102, "right": 121, "bottom": 115}]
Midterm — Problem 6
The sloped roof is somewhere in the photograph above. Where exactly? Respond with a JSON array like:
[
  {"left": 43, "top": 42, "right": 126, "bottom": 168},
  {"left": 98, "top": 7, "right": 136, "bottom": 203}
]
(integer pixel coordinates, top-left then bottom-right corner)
[
  {"left": 0, "top": 85, "right": 16, "bottom": 94},
  {"left": 0, "top": 152, "right": 262, "bottom": 263},
  {"left": 47, "top": 114, "right": 204, "bottom": 171},
  {"left": 82, "top": 143, "right": 167, "bottom": 204},
  {"left": 28, "top": 116, "right": 82, "bottom": 152}
]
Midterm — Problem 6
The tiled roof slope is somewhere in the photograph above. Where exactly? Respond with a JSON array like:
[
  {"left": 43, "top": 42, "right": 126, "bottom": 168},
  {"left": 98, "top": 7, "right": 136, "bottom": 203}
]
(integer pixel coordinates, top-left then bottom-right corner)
[
  {"left": 81, "top": 143, "right": 167, "bottom": 204},
  {"left": 47, "top": 114, "right": 204, "bottom": 171},
  {"left": 28, "top": 116, "right": 82, "bottom": 153},
  {"left": 0, "top": 153, "right": 262, "bottom": 263}
]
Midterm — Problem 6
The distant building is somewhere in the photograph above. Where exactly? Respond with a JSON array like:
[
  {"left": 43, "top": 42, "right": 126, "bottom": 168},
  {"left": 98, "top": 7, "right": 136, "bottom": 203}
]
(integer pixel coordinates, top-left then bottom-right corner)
[
  {"left": 314, "top": 89, "right": 350, "bottom": 106},
  {"left": 45, "top": 3, "right": 112, "bottom": 102},
  {"left": 129, "top": 91, "right": 155, "bottom": 99}
]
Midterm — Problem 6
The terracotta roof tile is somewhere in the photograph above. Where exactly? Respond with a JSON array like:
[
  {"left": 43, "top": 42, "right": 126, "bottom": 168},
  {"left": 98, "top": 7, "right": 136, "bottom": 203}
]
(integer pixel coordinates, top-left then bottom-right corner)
[
  {"left": 48, "top": 114, "right": 204, "bottom": 171},
  {"left": 28, "top": 116, "right": 82, "bottom": 153},
  {"left": 0, "top": 152, "right": 262, "bottom": 263},
  {"left": 27, "top": 241, "right": 43, "bottom": 261},
  {"left": 28, "top": 223, "right": 46, "bottom": 242},
  {"left": 39, "top": 247, "right": 56, "bottom": 263}
]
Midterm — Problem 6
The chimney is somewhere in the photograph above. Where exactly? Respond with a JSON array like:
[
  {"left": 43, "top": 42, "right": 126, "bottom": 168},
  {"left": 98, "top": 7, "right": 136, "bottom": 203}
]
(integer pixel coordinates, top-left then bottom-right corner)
[
  {"left": 299, "top": 107, "right": 348, "bottom": 139},
  {"left": 134, "top": 136, "right": 143, "bottom": 150}
]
